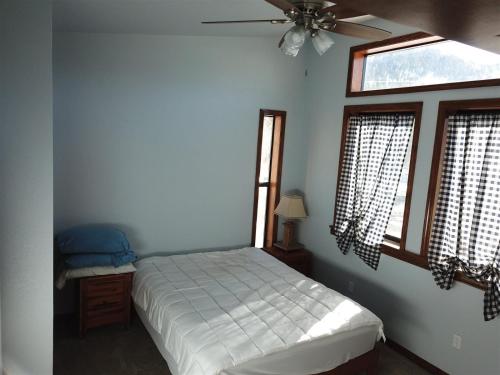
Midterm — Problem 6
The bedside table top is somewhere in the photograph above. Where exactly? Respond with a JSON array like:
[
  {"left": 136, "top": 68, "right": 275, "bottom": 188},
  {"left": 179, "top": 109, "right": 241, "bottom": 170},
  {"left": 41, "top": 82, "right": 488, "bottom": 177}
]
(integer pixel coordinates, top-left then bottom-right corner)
[{"left": 262, "top": 246, "right": 312, "bottom": 260}]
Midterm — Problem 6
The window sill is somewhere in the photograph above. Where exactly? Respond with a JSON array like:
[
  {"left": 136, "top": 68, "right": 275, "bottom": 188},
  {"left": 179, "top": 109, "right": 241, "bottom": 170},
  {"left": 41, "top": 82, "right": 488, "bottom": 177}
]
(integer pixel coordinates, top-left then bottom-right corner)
[
  {"left": 347, "top": 78, "right": 500, "bottom": 97},
  {"left": 329, "top": 227, "right": 486, "bottom": 290},
  {"left": 380, "top": 244, "right": 429, "bottom": 269},
  {"left": 454, "top": 272, "right": 486, "bottom": 290},
  {"left": 380, "top": 244, "right": 486, "bottom": 290}
]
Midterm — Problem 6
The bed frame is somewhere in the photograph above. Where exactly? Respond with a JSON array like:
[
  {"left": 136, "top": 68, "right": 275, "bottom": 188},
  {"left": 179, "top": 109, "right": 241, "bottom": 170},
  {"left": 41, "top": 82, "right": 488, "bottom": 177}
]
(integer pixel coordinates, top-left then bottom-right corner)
[
  {"left": 134, "top": 302, "right": 379, "bottom": 375},
  {"left": 318, "top": 346, "right": 379, "bottom": 375}
]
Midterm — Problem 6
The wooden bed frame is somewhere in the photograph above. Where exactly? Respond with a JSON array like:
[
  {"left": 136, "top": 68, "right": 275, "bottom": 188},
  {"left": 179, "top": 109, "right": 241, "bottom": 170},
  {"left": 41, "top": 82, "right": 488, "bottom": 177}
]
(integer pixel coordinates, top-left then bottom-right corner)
[{"left": 318, "top": 346, "right": 379, "bottom": 375}]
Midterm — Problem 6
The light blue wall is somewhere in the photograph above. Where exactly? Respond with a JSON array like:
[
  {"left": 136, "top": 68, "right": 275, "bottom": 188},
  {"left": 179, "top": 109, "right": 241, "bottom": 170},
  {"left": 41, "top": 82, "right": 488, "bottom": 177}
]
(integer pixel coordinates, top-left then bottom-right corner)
[
  {"left": 0, "top": 1, "right": 53, "bottom": 374},
  {"left": 54, "top": 33, "right": 307, "bottom": 255},
  {"left": 53, "top": 24, "right": 500, "bottom": 374},
  {"left": 302, "top": 20, "right": 500, "bottom": 375}
]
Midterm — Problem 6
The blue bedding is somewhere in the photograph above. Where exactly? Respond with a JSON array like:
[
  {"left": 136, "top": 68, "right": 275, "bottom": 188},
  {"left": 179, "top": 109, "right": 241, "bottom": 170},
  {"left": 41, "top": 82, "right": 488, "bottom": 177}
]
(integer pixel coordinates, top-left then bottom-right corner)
[
  {"left": 56, "top": 225, "right": 131, "bottom": 255},
  {"left": 64, "top": 250, "right": 137, "bottom": 269}
]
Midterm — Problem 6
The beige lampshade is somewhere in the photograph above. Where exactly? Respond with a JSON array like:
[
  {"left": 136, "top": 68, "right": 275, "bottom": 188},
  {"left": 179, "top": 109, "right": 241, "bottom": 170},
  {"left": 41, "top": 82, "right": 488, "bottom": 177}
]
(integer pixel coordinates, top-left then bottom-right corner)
[{"left": 274, "top": 195, "right": 307, "bottom": 219}]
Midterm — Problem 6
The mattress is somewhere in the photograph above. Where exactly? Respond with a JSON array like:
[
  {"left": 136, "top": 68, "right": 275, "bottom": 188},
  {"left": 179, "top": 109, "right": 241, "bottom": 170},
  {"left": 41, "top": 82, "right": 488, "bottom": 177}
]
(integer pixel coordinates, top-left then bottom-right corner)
[{"left": 132, "top": 247, "right": 384, "bottom": 375}]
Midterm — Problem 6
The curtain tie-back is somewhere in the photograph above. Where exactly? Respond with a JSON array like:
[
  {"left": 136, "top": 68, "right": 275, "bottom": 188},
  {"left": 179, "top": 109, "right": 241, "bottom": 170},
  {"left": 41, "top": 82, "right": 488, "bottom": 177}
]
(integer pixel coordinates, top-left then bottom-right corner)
[
  {"left": 439, "top": 257, "right": 499, "bottom": 285},
  {"left": 483, "top": 265, "right": 500, "bottom": 321},
  {"left": 337, "top": 216, "right": 361, "bottom": 255},
  {"left": 437, "top": 256, "right": 499, "bottom": 320}
]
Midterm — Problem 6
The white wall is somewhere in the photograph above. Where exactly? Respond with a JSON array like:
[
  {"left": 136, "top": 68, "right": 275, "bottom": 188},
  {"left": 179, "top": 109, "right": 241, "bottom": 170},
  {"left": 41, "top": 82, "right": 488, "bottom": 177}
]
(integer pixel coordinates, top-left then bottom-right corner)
[
  {"left": 302, "top": 20, "right": 500, "bottom": 375},
  {"left": 54, "top": 32, "right": 307, "bottom": 255},
  {"left": 0, "top": 1, "right": 53, "bottom": 374}
]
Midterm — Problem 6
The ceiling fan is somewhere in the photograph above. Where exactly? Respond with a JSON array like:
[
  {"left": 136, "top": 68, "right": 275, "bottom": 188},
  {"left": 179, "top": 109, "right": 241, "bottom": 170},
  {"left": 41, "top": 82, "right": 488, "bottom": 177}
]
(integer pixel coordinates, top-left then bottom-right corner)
[{"left": 202, "top": 0, "right": 392, "bottom": 56}]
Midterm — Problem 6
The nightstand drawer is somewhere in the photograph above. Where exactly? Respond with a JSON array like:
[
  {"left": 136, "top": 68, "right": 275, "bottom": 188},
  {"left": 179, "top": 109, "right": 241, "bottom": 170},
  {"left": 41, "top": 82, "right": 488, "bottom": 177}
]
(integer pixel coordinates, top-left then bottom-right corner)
[
  {"left": 87, "top": 279, "right": 125, "bottom": 296},
  {"left": 79, "top": 272, "right": 133, "bottom": 337},
  {"left": 86, "top": 304, "right": 125, "bottom": 317},
  {"left": 87, "top": 293, "right": 124, "bottom": 310}
]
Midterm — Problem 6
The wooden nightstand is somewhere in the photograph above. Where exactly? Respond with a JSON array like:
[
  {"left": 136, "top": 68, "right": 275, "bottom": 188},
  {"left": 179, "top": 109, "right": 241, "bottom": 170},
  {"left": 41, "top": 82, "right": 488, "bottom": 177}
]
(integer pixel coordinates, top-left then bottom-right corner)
[
  {"left": 79, "top": 272, "right": 133, "bottom": 337},
  {"left": 264, "top": 247, "right": 312, "bottom": 277}
]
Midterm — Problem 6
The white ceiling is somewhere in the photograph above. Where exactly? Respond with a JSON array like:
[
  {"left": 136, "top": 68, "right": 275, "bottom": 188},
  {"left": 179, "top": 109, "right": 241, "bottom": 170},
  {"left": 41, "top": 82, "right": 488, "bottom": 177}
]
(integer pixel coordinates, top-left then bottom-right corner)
[{"left": 52, "top": 0, "right": 294, "bottom": 37}]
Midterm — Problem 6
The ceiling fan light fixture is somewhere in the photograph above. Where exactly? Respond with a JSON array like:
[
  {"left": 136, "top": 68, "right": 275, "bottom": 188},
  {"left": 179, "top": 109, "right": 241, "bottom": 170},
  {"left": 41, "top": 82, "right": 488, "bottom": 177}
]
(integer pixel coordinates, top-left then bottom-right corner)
[
  {"left": 312, "top": 30, "right": 335, "bottom": 56},
  {"left": 280, "top": 25, "right": 307, "bottom": 56},
  {"left": 201, "top": 1, "right": 392, "bottom": 57}
]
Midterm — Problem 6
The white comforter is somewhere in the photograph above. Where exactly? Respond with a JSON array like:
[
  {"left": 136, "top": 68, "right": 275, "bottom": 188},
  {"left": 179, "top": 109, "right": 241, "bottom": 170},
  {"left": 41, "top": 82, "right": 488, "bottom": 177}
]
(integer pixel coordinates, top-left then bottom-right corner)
[{"left": 132, "top": 247, "right": 384, "bottom": 375}]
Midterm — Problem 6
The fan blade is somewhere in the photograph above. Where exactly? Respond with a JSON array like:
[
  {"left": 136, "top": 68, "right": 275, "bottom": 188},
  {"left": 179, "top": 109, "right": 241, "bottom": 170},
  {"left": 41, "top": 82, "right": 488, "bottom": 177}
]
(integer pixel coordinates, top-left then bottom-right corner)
[
  {"left": 318, "top": 5, "right": 366, "bottom": 20},
  {"left": 202, "top": 19, "right": 291, "bottom": 24},
  {"left": 330, "top": 21, "right": 391, "bottom": 40},
  {"left": 264, "top": 0, "right": 300, "bottom": 13},
  {"left": 278, "top": 32, "right": 286, "bottom": 48}
]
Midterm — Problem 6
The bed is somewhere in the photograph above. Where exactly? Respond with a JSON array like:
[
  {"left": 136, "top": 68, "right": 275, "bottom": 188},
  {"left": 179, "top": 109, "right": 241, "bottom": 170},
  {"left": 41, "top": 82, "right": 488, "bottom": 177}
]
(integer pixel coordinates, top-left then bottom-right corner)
[{"left": 132, "top": 247, "right": 384, "bottom": 375}]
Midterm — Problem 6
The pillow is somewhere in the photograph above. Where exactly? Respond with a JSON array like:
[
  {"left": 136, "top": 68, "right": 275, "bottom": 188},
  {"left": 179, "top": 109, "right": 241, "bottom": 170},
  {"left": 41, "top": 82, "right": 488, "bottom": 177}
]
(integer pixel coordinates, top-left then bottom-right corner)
[
  {"left": 64, "top": 250, "right": 137, "bottom": 269},
  {"left": 56, "top": 225, "right": 131, "bottom": 255}
]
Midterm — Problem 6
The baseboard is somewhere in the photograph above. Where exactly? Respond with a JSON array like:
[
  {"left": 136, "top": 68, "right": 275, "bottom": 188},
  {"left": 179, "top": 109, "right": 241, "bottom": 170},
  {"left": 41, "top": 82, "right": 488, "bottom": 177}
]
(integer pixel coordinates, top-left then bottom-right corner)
[{"left": 386, "top": 338, "right": 449, "bottom": 375}]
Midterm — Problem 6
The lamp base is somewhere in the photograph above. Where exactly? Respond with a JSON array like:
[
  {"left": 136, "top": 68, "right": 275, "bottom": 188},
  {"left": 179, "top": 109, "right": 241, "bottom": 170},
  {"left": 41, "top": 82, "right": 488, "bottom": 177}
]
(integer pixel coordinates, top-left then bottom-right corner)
[
  {"left": 275, "top": 220, "right": 304, "bottom": 251},
  {"left": 274, "top": 241, "right": 304, "bottom": 252}
]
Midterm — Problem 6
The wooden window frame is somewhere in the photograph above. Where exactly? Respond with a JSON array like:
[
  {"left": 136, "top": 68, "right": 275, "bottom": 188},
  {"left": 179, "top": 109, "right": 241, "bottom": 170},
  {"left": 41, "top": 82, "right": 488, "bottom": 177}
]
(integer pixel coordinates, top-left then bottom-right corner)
[
  {"left": 421, "top": 98, "right": 500, "bottom": 290},
  {"left": 346, "top": 32, "right": 500, "bottom": 97},
  {"left": 330, "top": 102, "right": 423, "bottom": 266},
  {"left": 251, "top": 109, "right": 286, "bottom": 249}
]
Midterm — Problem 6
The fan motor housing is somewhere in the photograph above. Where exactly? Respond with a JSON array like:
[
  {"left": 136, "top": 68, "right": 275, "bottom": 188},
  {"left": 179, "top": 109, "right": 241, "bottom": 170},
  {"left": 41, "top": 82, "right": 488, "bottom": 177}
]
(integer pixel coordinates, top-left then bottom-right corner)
[
  {"left": 290, "top": 1, "right": 335, "bottom": 12},
  {"left": 287, "top": 1, "right": 336, "bottom": 31}
]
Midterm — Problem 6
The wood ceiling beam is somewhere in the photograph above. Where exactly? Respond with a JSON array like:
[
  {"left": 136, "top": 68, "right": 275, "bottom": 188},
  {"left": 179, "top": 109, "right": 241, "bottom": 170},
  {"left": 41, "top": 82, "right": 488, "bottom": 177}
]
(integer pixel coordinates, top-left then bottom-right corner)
[{"left": 333, "top": 0, "right": 500, "bottom": 53}]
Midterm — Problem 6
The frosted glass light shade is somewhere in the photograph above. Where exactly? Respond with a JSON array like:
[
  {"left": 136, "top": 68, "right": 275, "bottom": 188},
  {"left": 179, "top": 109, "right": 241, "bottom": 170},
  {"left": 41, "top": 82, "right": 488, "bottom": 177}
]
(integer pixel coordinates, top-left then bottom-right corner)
[
  {"left": 312, "top": 31, "right": 335, "bottom": 56},
  {"left": 274, "top": 195, "right": 307, "bottom": 219},
  {"left": 281, "top": 25, "right": 306, "bottom": 57}
]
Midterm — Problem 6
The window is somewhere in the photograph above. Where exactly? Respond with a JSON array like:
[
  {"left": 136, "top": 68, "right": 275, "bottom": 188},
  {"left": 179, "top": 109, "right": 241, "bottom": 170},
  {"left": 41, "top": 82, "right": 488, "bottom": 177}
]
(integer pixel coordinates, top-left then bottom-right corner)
[
  {"left": 422, "top": 99, "right": 500, "bottom": 319},
  {"left": 252, "top": 110, "right": 286, "bottom": 249},
  {"left": 331, "top": 103, "right": 422, "bottom": 269},
  {"left": 385, "top": 145, "right": 411, "bottom": 240},
  {"left": 347, "top": 32, "right": 500, "bottom": 96},
  {"left": 422, "top": 99, "right": 500, "bottom": 292}
]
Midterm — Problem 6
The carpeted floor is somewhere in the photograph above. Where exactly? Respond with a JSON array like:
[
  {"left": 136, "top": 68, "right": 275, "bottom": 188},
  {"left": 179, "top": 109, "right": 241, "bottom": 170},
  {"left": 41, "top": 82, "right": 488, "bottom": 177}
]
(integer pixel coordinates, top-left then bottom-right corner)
[{"left": 54, "top": 316, "right": 431, "bottom": 375}]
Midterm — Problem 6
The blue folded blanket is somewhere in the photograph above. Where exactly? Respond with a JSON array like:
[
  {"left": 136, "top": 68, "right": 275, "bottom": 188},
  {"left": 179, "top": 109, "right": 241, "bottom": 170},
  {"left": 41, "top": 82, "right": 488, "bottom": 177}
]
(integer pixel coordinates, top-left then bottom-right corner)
[
  {"left": 56, "top": 225, "right": 131, "bottom": 255},
  {"left": 65, "top": 251, "right": 137, "bottom": 269}
]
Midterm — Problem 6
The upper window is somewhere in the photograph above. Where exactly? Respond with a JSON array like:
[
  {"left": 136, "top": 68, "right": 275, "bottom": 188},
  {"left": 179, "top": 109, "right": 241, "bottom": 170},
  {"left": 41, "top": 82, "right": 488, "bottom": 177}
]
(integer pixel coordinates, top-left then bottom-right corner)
[
  {"left": 347, "top": 32, "right": 500, "bottom": 96},
  {"left": 252, "top": 110, "right": 286, "bottom": 249},
  {"left": 331, "top": 103, "right": 422, "bottom": 269}
]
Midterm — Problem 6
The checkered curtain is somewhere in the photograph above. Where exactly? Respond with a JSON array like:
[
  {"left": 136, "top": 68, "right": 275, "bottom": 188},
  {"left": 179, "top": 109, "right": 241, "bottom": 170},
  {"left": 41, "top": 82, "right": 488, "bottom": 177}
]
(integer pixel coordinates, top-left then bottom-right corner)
[
  {"left": 334, "top": 113, "right": 414, "bottom": 269},
  {"left": 428, "top": 112, "right": 500, "bottom": 321}
]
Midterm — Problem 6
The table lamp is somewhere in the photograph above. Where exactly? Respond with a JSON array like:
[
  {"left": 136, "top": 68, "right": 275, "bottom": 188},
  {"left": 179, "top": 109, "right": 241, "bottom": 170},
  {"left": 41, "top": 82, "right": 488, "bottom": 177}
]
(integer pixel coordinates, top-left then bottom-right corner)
[{"left": 274, "top": 194, "right": 307, "bottom": 251}]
